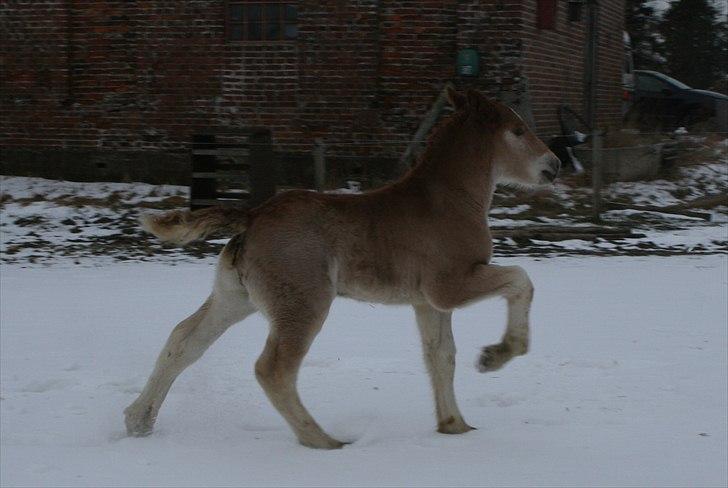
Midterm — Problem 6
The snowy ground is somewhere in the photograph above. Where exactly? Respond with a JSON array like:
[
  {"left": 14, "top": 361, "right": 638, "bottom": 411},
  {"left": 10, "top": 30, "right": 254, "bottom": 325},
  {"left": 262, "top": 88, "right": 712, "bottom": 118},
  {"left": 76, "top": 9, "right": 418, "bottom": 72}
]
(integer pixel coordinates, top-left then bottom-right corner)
[{"left": 1, "top": 256, "right": 726, "bottom": 487}]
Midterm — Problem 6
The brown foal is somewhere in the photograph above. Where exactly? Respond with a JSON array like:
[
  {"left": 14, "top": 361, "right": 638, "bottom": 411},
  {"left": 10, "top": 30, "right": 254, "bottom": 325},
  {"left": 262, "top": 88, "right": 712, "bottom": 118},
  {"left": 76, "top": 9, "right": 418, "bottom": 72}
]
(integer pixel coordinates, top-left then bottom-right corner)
[{"left": 124, "top": 88, "right": 560, "bottom": 449}]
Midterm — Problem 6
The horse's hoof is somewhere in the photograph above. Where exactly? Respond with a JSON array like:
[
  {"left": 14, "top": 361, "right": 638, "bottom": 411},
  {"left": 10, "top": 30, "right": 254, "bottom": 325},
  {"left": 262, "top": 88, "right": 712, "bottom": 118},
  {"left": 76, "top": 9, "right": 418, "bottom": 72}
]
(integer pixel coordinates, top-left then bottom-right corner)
[
  {"left": 476, "top": 344, "right": 511, "bottom": 372},
  {"left": 124, "top": 403, "right": 156, "bottom": 437},
  {"left": 437, "top": 417, "right": 476, "bottom": 434},
  {"left": 299, "top": 438, "right": 347, "bottom": 450}
]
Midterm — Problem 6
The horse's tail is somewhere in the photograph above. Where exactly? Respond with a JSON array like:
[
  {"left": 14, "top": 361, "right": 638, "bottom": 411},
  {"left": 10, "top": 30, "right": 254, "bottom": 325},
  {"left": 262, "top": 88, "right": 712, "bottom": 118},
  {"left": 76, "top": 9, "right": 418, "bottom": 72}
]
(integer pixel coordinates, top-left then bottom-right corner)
[{"left": 140, "top": 206, "right": 249, "bottom": 245}]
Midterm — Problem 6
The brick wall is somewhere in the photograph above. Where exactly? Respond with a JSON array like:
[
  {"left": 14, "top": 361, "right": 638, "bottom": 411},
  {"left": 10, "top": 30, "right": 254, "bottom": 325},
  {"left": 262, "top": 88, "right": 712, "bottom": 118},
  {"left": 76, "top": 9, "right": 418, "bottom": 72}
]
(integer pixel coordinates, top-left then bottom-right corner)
[
  {"left": 522, "top": 0, "right": 625, "bottom": 136},
  {"left": 1, "top": 1, "right": 224, "bottom": 151},
  {"left": 296, "top": 1, "right": 382, "bottom": 153},
  {"left": 1, "top": 0, "right": 625, "bottom": 183},
  {"left": 456, "top": 0, "right": 534, "bottom": 125}
]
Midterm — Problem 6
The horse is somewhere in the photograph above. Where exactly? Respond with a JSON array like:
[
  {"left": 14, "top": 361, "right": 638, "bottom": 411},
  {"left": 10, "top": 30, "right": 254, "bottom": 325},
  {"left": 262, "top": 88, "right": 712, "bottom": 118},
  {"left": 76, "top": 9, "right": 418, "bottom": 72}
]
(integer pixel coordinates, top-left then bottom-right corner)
[{"left": 124, "top": 88, "right": 561, "bottom": 449}]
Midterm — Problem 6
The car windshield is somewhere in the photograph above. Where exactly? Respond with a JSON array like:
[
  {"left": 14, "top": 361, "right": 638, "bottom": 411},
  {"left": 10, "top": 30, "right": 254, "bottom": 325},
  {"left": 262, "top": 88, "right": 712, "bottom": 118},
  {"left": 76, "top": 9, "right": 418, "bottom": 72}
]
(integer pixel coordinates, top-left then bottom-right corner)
[{"left": 653, "top": 72, "right": 691, "bottom": 90}]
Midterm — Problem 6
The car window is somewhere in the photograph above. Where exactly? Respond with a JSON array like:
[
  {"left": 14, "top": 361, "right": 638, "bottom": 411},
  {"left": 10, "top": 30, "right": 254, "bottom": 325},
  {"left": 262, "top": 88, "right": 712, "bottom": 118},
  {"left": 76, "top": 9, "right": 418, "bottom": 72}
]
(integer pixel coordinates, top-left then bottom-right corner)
[
  {"left": 661, "top": 75, "right": 690, "bottom": 89},
  {"left": 636, "top": 74, "right": 670, "bottom": 93}
]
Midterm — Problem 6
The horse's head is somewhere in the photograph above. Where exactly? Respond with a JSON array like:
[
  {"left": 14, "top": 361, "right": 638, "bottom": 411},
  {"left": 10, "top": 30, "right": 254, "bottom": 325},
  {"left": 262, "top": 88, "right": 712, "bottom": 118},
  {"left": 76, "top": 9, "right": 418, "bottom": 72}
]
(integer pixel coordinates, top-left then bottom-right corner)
[{"left": 447, "top": 88, "right": 560, "bottom": 187}]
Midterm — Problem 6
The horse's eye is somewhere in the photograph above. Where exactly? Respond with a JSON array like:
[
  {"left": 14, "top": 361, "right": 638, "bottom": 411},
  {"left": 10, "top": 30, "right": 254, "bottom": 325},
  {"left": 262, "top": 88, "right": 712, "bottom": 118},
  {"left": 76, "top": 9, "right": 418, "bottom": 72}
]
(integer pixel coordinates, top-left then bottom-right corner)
[{"left": 513, "top": 126, "right": 525, "bottom": 136}]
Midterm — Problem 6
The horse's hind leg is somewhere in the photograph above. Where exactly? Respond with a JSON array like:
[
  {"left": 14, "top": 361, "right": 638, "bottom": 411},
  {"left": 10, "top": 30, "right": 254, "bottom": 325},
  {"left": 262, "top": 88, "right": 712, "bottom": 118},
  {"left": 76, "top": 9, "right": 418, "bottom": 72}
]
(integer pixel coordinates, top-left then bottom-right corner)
[
  {"left": 254, "top": 290, "right": 343, "bottom": 449},
  {"left": 414, "top": 304, "right": 474, "bottom": 434},
  {"left": 125, "top": 266, "right": 256, "bottom": 436}
]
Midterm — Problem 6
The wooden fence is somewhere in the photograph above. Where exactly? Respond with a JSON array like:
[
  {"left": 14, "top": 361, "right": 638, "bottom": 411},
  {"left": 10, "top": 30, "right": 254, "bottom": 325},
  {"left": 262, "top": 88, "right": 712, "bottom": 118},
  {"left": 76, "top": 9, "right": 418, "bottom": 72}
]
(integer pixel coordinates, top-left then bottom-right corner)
[{"left": 190, "top": 128, "right": 276, "bottom": 210}]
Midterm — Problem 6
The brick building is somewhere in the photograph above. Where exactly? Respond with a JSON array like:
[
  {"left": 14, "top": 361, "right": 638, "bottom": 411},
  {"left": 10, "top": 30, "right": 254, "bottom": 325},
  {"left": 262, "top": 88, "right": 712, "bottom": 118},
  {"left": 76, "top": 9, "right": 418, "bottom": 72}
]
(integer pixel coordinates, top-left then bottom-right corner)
[{"left": 1, "top": 0, "right": 625, "bottom": 184}]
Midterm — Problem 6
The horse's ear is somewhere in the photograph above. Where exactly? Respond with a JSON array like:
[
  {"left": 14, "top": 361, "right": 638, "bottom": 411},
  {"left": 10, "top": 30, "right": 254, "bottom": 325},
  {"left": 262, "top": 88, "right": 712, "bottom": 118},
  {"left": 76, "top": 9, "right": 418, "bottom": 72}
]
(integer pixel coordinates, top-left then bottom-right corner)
[{"left": 446, "top": 86, "right": 467, "bottom": 110}]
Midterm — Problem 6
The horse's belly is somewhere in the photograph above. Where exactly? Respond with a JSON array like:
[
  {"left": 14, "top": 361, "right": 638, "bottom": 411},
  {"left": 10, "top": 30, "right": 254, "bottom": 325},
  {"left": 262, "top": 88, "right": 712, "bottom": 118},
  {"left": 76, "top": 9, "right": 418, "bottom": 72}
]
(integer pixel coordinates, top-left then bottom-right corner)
[
  {"left": 336, "top": 282, "right": 423, "bottom": 304},
  {"left": 336, "top": 282, "right": 424, "bottom": 304},
  {"left": 335, "top": 267, "right": 423, "bottom": 304}
]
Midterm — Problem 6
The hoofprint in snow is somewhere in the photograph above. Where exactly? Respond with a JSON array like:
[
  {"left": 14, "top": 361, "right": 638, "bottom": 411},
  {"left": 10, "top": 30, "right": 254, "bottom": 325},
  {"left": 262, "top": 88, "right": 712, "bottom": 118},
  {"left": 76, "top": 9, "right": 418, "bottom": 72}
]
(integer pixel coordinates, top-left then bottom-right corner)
[{"left": 1, "top": 256, "right": 726, "bottom": 486}]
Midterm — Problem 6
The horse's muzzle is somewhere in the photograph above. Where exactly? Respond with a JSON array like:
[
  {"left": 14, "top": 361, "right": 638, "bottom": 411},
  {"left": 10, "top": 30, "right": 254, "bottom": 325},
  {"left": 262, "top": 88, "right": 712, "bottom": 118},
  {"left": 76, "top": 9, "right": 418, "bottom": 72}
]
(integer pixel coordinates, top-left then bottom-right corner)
[{"left": 540, "top": 155, "right": 561, "bottom": 183}]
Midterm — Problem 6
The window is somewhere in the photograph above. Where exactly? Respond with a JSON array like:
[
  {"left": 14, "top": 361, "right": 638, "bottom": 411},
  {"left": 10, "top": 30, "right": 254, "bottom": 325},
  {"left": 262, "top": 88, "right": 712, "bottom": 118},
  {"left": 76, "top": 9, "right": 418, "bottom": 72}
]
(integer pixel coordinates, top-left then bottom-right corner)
[
  {"left": 227, "top": 2, "right": 298, "bottom": 42},
  {"left": 567, "top": 1, "right": 582, "bottom": 22},
  {"left": 536, "top": 0, "right": 557, "bottom": 29},
  {"left": 636, "top": 74, "right": 670, "bottom": 93}
]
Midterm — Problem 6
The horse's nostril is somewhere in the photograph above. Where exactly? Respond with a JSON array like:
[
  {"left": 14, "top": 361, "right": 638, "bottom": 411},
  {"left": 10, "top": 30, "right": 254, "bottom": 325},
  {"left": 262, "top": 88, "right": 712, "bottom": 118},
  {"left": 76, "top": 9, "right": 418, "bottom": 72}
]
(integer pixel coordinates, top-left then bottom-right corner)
[
  {"left": 538, "top": 154, "right": 561, "bottom": 183},
  {"left": 550, "top": 157, "right": 561, "bottom": 175}
]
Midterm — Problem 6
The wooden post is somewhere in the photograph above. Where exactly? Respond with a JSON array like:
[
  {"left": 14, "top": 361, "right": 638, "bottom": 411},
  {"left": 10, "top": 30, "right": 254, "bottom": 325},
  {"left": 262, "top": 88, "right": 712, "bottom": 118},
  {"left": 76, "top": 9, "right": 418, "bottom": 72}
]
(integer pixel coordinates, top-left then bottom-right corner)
[
  {"left": 313, "top": 138, "right": 326, "bottom": 192},
  {"left": 248, "top": 128, "right": 276, "bottom": 207},
  {"left": 592, "top": 130, "right": 604, "bottom": 222},
  {"left": 190, "top": 134, "right": 217, "bottom": 210}
]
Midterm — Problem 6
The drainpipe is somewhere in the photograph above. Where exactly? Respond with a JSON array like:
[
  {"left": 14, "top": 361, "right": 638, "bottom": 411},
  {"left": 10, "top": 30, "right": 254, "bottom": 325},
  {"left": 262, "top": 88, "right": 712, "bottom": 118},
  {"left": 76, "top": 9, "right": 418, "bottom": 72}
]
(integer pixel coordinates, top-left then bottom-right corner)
[
  {"left": 64, "top": 0, "right": 75, "bottom": 106},
  {"left": 584, "top": 0, "right": 599, "bottom": 131}
]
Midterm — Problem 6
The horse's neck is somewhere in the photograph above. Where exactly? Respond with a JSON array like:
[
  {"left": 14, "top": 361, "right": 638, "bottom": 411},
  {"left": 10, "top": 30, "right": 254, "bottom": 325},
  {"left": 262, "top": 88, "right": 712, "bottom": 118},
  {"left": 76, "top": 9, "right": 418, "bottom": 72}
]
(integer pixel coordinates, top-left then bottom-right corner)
[{"left": 406, "top": 131, "right": 495, "bottom": 219}]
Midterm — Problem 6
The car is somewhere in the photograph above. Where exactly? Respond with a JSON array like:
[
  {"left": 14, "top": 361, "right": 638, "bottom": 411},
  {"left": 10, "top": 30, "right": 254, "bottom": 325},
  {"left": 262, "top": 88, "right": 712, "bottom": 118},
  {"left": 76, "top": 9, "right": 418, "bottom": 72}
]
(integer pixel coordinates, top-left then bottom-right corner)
[{"left": 625, "top": 70, "right": 728, "bottom": 130}]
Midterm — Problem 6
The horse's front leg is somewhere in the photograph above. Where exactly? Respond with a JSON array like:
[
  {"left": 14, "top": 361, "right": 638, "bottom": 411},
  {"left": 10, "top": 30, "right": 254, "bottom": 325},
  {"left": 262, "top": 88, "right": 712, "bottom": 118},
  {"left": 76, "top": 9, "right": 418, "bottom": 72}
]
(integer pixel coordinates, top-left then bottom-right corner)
[
  {"left": 425, "top": 264, "right": 534, "bottom": 372},
  {"left": 413, "top": 303, "right": 474, "bottom": 434},
  {"left": 474, "top": 265, "right": 533, "bottom": 372}
]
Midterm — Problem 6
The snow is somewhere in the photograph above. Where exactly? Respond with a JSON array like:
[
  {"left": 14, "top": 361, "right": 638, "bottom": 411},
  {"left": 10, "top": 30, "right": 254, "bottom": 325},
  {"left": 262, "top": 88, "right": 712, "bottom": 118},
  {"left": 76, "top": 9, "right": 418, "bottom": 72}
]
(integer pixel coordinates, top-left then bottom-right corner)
[
  {"left": 0, "top": 176, "right": 194, "bottom": 266},
  {"left": 602, "top": 161, "right": 727, "bottom": 208},
  {"left": 2, "top": 256, "right": 726, "bottom": 487},
  {"left": 489, "top": 204, "right": 532, "bottom": 216},
  {"left": 0, "top": 176, "right": 187, "bottom": 204}
]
